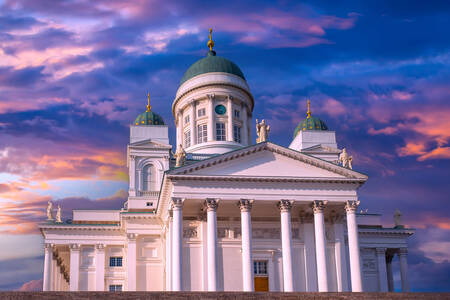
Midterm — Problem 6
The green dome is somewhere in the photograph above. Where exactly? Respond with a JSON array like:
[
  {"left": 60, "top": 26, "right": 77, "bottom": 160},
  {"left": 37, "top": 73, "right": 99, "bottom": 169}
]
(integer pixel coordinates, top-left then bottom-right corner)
[
  {"left": 180, "top": 51, "right": 245, "bottom": 85},
  {"left": 294, "top": 116, "right": 328, "bottom": 137},
  {"left": 134, "top": 110, "right": 165, "bottom": 126}
]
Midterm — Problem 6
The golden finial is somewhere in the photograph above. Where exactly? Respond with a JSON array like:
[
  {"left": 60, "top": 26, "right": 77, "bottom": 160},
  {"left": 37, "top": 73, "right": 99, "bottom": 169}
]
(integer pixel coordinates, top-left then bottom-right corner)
[
  {"left": 207, "top": 28, "right": 214, "bottom": 51},
  {"left": 306, "top": 99, "right": 311, "bottom": 118},
  {"left": 146, "top": 92, "right": 151, "bottom": 112}
]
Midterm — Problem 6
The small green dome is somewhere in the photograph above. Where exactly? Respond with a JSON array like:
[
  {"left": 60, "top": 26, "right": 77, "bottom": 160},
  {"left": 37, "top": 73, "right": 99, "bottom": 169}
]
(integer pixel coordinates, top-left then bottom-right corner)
[
  {"left": 294, "top": 116, "right": 328, "bottom": 137},
  {"left": 180, "top": 51, "right": 245, "bottom": 85},
  {"left": 134, "top": 110, "right": 165, "bottom": 126}
]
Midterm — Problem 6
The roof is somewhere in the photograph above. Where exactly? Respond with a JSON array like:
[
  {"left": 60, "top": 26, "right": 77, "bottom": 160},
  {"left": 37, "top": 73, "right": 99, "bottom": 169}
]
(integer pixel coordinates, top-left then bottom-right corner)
[{"left": 180, "top": 50, "right": 246, "bottom": 85}]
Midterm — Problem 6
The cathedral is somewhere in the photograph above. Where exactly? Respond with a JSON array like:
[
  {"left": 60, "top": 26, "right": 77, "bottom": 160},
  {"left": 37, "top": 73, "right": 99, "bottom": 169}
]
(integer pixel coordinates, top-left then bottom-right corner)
[{"left": 39, "top": 30, "right": 414, "bottom": 293}]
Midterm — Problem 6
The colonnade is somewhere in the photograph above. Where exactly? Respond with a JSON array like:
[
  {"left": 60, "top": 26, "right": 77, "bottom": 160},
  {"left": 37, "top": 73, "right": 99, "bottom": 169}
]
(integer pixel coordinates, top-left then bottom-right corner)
[
  {"left": 168, "top": 198, "right": 364, "bottom": 292},
  {"left": 43, "top": 244, "right": 70, "bottom": 291}
]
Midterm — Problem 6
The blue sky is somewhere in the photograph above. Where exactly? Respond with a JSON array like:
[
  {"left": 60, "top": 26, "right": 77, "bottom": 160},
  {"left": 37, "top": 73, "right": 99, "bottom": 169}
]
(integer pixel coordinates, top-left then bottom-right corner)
[{"left": 0, "top": 0, "right": 449, "bottom": 291}]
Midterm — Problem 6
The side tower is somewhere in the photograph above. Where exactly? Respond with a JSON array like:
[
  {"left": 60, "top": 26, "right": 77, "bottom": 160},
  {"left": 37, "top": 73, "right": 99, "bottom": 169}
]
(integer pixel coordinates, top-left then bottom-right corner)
[
  {"left": 127, "top": 94, "right": 171, "bottom": 210},
  {"left": 289, "top": 100, "right": 341, "bottom": 162},
  {"left": 172, "top": 29, "right": 254, "bottom": 155}
]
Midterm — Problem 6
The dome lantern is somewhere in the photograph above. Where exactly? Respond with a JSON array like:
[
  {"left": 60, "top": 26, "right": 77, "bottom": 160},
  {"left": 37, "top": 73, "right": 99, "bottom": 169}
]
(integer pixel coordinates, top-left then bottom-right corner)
[{"left": 134, "top": 92, "right": 165, "bottom": 126}]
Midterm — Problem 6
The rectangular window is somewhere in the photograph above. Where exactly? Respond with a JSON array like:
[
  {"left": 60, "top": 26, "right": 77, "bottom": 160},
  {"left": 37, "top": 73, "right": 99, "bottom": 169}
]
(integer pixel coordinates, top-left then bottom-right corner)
[
  {"left": 109, "top": 285, "right": 122, "bottom": 292},
  {"left": 184, "top": 114, "right": 190, "bottom": 124},
  {"left": 216, "top": 122, "right": 226, "bottom": 141},
  {"left": 253, "top": 261, "right": 268, "bottom": 275},
  {"left": 197, "top": 108, "right": 206, "bottom": 117},
  {"left": 233, "top": 125, "right": 241, "bottom": 143},
  {"left": 184, "top": 130, "right": 191, "bottom": 148},
  {"left": 109, "top": 256, "right": 123, "bottom": 267},
  {"left": 234, "top": 109, "right": 240, "bottom": 118},
  {"left": 197, "top": 124, "right": 208, "bottom": 143}
]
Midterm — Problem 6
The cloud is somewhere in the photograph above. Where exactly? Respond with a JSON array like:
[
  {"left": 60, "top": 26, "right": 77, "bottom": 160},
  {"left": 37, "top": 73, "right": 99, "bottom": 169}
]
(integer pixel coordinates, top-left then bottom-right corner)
[{"left": 18, "top": 279, "right": 42, "bottom": 291}]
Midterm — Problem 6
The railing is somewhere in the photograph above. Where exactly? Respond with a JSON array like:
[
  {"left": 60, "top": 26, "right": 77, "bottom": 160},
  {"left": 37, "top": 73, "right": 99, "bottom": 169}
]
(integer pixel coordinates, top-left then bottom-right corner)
[{"left": 138, "top": 190, "right": 159, "bottom": 197}]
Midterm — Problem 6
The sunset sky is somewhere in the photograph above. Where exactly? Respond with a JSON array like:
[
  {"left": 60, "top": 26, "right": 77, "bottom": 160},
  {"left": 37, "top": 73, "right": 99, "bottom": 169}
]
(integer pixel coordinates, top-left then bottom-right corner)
[{"left": 0, "top": 0, "right": 449, "bottom": 291}]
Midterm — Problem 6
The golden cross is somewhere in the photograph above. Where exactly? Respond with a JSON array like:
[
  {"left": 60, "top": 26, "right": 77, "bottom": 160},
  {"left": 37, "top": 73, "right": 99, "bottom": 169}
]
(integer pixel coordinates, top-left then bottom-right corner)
[
  {"left": 146, "top": 92, "right": 151, "bottom": 112},
  {"left": 306, "top": 99, "right": 311, "bottom": 118},
  {"left": 207, "top": 28, "right": 214, "bottom": 51}
]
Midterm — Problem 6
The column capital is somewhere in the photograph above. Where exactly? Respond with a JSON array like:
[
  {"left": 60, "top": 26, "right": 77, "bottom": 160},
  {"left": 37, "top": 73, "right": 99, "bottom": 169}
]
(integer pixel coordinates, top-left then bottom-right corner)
[
  {"left": 69, "top": 244, "right": 80, "bottom": 251},
  {"left": 312, "top": 200, "right": 327, "bottom": 214},
  {"left": 238, "top": 199, "right": 253, "bottom": 212},
  {"left": 376, "top": 247, "right": 387, "bottom": 255},
  {"left": 205, "top": 198, "right": 220, "bottom": 212},
  {"left": 127, "top": 233, "right": 137, "bottom": 241},
  {"left": 95, "top": 243, "right": 105, "bottom": 251},
  {"left": 345, "top": 200, "right": 360, "bottom": 213},
  {"left": 227, "top": 94, "right": 233, "bottom": 101},
  {"left": 278, "top": 199, "right": 294, "bottom": 212},
  {"left": 398, "top": 248, "right": 408, "bottom": 256},
  {"left": 171, "top": 197, "right": 184, "bottom": 210},
  {"left": 207, "top": 93, "right": 215, "bottom": 100},
  {"left": 44, "top": 243, "right": 53, "bottom": 250}
]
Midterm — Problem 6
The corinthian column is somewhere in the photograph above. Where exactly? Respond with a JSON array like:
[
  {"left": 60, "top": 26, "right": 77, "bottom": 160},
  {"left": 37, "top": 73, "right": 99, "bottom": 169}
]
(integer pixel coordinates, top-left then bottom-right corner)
[
  {"left": 205, "top": 198, "right": 219, "bottom": 291},
  {"left": 399, "top": 248, "right": 410, "bottom": 292},
  {"left": 345, "top": 200, "right": 363, "bottom": 292},
  {"left": 376, "top": 248, "right": 388, "bottom": 292},
  {"left": 207, "top": 94, "right": 215, "bottom": 141},
  {"left": 95, "top": 244, "right": 105, "bottom": 291},
  {"left": 238, "top": 199, "right": 254, "bottom": 291},
  {"left": 278, "top": 200, "right": 294, "bottom": 292},
  {"left": 127, "top": 234, "right": 137, "bottom": 291},
  {"left": 312, "top": 200, "right": 329, "bottom": 292},
  {"left": 69, "top": 244, "right": 80, "bottom": 291},
  {"left": 43, "top": 243, "right": 52, "bottom": 291},
  {"left": 227, "top": 96, "right": 233, "bottom": 142},
  {"left": 171, "top": 198, "right": 184, "bottom": 291}
]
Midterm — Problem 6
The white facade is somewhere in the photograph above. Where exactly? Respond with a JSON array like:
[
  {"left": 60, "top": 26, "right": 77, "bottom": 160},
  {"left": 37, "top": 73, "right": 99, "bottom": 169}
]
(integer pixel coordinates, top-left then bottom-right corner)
[{"left": 39, "top": 50, "right": 414, "bottom": 293}]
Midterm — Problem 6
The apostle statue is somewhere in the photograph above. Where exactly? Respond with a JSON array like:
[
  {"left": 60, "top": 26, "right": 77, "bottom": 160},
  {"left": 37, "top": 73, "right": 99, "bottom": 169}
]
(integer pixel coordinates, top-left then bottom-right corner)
[
  {"left": 174, "top": 144, "right": 186, "bottom": 167},
  {"left": 256, "top": 119, "right": 270, "bottom": 143},
  {"left": 55, "top": 205, "right": 62, "bottom": 223},
  {"left": 339, "top": 148, "right": 353, "bottom": 169},
  {"left": 394, "top": 209, "right": 403, "bottom": 228},
  {"left": 46, "top": 201, "right": 53, "bottom": 221}
]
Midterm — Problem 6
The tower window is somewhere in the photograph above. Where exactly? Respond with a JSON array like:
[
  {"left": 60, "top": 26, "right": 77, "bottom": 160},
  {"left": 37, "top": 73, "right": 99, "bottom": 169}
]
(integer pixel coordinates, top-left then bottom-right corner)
[
  {"left": 184, "top": 115, "right": 190, "bottom": 124},
  {"left": 234, "top": 109, "right": 240, "bottom": 118},
  {"left": 109, "top": 257, "right": 123, "bottom": 267},
  {"left": 233, "top": 125, "right": 241, "bottom": 143},
  {"left": 142, "top": 164, "right": 156, "bottom": 191},
  {"left": 216, "top": 122, "right": 226, "bottom": 141},
  {"left": 198, "top": 108, "right": 206, "bottom": 117},
  {"left": 109, "top": 285, "right": 122, "bottom": 291},
  {"left": 184, "top": 130, "right": 191, "bottom": 148},
  {"left": 197, "top": 124, "right": 208, "bottom": 143}
]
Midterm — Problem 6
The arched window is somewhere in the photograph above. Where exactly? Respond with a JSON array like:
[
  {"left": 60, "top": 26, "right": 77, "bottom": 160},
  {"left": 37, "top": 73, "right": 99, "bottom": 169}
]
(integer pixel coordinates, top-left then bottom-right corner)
[{"left": 142, "top": 164, "right": 156, "bottom": 191}]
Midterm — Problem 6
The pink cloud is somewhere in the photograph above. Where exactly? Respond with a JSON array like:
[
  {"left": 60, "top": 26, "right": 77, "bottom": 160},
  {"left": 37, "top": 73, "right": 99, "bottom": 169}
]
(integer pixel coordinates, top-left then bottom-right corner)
[
  {"left": 392, "top": 90, "right": 413, "bottom": 101},
  {"left": 18, "top": 279, "right": 42, "bottom": 291}
]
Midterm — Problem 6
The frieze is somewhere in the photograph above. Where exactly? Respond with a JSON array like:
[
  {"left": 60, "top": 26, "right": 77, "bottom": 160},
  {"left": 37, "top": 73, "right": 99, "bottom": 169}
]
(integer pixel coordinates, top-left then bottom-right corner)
[{"left": 183, "top": 227, "right": 198, "bottom": 238}]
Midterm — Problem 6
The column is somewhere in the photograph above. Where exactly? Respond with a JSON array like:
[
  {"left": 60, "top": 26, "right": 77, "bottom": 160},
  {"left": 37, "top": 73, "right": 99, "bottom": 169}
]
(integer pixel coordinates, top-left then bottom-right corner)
[
  {"left": 303, "top": 221, "right": 317, "bottom": 291},
  {"left": 227, "top": 96, "right": 233, "bottom": 142},
  {"left": 51, "top": 251, "right": 57, "bottom": 290},
  {"left": 278, "top": 200, "right": 294, "bottom": 292},
  {"left": 242, "top": 105, "right": 248, "bottom": 145},
  {"left": 239, "top": 199, "right": 254, "bottom": 291},
  {"left": 43, "top": 243, "right": 52, "bottom": 291},
  {"left": 207, "top": 94, "right": 215, "bottom": 141},
  {"left": 69, "top": 244, "right": 80, "bottom": 291},
  {"left": 129, "top": 155, "right": 136, "bottom": 197},
  {"left": 190, "top": 101, "right": 196, "bottom": 146},
  {"left": 127, "top": 234, "right": 137, "bottom": 291},
  {"left": 399, "top": 248, "right": 410, "bottom": 292},
  {"left": 334, "top": 220, "right": 349, "bottom": 292},
  {"left": 95, "top": 244, "right": 105, "bottom": 291},
  {"left": 247, "top": 115, "right": 252, "bottom": 144},
  {"left": 205, "top": 198, "right": 219, "bottom": 291},
  {"left": 312, "top": 200, "right": 329, "bottom": 292},
  {"left": 171, "top": 197, "right": 184, "bottom": 291},
  {"left": 376, "top": 248, "right": 388, "bottom": 292},
  {"left": 176, "top": 112, "right": 182, "bottom": 146},
  {"left": 345, "top": 200, "right": 363, "bottom": 292},
  {"left": 386, "top": 253, "right": 394, "bottom": 292},
  {"left": 165, "top": 216, "right": 173, "bottom": 291}
]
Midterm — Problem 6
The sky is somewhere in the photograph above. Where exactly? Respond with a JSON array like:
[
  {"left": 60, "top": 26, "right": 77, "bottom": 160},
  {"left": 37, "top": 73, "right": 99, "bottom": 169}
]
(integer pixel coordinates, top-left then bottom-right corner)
[{"left": 0, "top": 0, "right": 449, "bottom": 292}]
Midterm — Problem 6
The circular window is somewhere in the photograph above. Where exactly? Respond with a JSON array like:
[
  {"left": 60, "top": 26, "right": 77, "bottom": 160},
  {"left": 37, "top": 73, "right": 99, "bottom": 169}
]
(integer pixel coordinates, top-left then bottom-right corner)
[{"left": 215, "top": 104, "right": 226, "bottom": 115}]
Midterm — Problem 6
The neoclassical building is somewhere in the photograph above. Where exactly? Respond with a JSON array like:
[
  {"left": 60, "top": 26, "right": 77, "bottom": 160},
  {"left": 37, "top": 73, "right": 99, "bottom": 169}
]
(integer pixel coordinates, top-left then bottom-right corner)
[{"left": 39, "top": 32, "right": 414, "bottom": 293}]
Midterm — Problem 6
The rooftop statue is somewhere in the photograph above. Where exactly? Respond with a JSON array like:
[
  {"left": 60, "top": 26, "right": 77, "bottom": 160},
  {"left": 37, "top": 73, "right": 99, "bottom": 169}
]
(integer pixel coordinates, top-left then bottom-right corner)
[
  {"left": 174, "top": 144, "right": 186, "bottom": 167},
  {"left": 394, "top": 209, "right": 403, "bottom": 228},
  {"left": 55, "top": 205, "right": 62, "bottom": 223},
  {"left": 46, "top": 201, "right": 53, "bottom": 221},
  {"left": 339, "top": 148, "right": 353, "bottom": 169},
  {"left": 256, "top": 119, "right": 270, "bottom": 143}
]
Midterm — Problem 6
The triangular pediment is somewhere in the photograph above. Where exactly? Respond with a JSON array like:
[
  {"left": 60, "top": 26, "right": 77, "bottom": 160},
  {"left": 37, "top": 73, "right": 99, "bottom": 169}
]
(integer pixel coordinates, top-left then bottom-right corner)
[
  {"left": 169, "top": 142, "right": 367, "bottom": 180},
  {"left": 129, "top": 139, "right": 172, "bottom": 149},
  {"left": 301, "top": 144, "right": 341, "bottom": 154}
]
